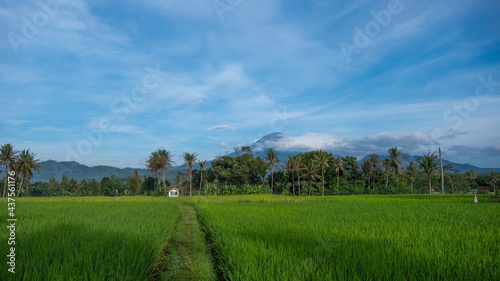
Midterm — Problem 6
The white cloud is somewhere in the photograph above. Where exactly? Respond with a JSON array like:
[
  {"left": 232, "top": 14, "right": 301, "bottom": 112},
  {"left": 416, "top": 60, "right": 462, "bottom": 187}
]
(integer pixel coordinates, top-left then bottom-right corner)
[
  {"left": 207, "top": 125, "right": 235, "bottom": 131},
  {"left": 252, "top": 131, "right": 438, "bottom": 158},
  {"left": 110, "top": 125, "right": 145, "bottom": 134},
  {"left": 28, "top": 126, "right": 67, "bottom": 132},
  {"left": 411, "top": 131, "right": 431, "bottom": 142},
  {"left": 4, "top": 119, "right": 31, "bottom": 127}
]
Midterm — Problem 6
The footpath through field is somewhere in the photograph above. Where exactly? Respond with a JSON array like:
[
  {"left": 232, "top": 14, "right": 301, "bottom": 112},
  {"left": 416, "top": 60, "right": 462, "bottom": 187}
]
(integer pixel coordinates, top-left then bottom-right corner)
[{"left": 151, "top": 203, "right": 217, "bottom": 281}]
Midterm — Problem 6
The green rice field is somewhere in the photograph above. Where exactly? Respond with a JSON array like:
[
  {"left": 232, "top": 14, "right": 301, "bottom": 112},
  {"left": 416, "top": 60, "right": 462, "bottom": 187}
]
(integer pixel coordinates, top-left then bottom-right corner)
[
  {"left": 197, "top": 195, "right": 499, "bottom": 280},
  {"left": 1, "top": 197, "right": 180, "bottom": 281},
  {"left": 1, "top": 195, "right": 499, "bottom": 280}
]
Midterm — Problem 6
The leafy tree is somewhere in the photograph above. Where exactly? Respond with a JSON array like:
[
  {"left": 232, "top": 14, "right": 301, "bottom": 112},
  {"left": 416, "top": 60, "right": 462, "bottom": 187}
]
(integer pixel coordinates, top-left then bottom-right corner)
[
  {"left": 100, "top": 177, "right": 113, "bottom": 196},
  {"left": 264, "top": 148, "right": 280, "bottom": 194},
  {"left": 132, "top": 169, "right": 142, "bottom": 182},
  {"left": 209, "top": 153, "right": 267, "bottom": 187},
  {"left": 127, "top": 177, "right": 140, "bottom": 195},
  {"left": 140, "top": 176, "right": 157, "bottom": 194},
  {"left": 388, "top": 147, "right": 404, "bottom": 188},
  {"left": 1, "top": 144, "right": 19, "bottom": 197},
  {"left": 418, "top": 152, "right": 439, "bottom": 194},
  {"left": 313, "top": 150, "right": 331, "bottom": 196},
  {"left": 183, "top": 152, "right": 198, "bottom": 196},
  {"left": 241, "top": 146, "right": 252, "bottom": 154}
]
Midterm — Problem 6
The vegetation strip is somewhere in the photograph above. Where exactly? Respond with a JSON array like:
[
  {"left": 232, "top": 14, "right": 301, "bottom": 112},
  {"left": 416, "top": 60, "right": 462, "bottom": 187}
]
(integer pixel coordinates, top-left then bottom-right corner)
[
  {"left": 196, "top": 195, "right": 500, "bottom": 280},
  {"left": 148, "top": 210, "right": 181, "bottom": 280},
  {"left": 160, "top": 203, "right": 217, "bottom": 281}
]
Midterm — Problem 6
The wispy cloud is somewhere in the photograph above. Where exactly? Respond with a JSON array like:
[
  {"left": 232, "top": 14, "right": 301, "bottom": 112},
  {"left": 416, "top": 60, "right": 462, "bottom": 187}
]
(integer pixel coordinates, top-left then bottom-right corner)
[
  {"left": 28, "top": 126, "right": 68, "bottom": 133},
  {"left": 0, "top": 64, "right": 41, "bottom": 83},
  {"left": 253, "top": 131, "right": 436, "bottom": 158},
  {"left": 1, "top": 0, "right": 498, "bottom": 168},
  {"left": 4, "top": 119, "right": 32, "bottom": 127},
  {"left": 206, "top": 125, "right": 235, "bottom": 131}
]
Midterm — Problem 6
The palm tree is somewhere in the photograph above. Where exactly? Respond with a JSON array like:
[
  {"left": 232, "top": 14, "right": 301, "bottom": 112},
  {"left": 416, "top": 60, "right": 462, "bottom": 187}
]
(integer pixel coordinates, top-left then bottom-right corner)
[
  {"left": 16, "top": 149, "right": 40, "bottom": 197},
  {"left": 387, "top": 147, "right": 404, "bottom": 188},
  {"left": 332, "top": 156, "right": 345, "bottom": 192},
  {"left": 382, "top": 158, "right": 391, "bottom": 188},
  {"left": 488, "top": 171, "right": 499, "bottom": 193},
  {"left": 264, "top": 148, "right": 280, "bottom": 194},
  {"left": 303, "top": 161, "right": 321, "bottom": 196},
  {"left": 351, "top": 159, "right": 360, "bottom": 189},
  {"left": 405, "top": 161, "right": 419, "bottom": 194},
  {"left": 293, "top": 154, "right": 304, "bottom": 196},
  {"left": 147, "top": 149, "right": 174, "bottom": 195},
  {"left": 198, "top": 160, "right": 207, "bottom": 192},
  {"left": 1, "top": 144, "right": 19, "bottom": 197},
  {"left": 313, "top": 150, "right": 331, "bottom": 196},
  {"left": 463, "top": 170, "right": 478, "bottom": 191},
  {"left": 361, "top": 160, "right": 372, "bottom": 189},
  {"left": 183, "top": 152, "right": 198, "bottom": 196},
  {"left": 369, "top": 154, "right": 381, "bottom": 188},
  {"left": 146, "top": 151, "right": 161, "bottom": 187},
  {"left": 283, "top": 155, "right": 296, "bottom": 195},
  {"left": 418, "top": 152, "right": 439, "bottom": 194}
]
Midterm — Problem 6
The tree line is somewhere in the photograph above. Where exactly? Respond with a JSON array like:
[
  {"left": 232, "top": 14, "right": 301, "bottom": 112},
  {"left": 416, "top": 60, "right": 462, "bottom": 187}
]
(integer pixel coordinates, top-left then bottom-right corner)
[
  {"left": 1, "top": 143, "right": 499, "bottom": 197},
  {"left": 144, "top": 146, "right": 499, "bottom": 196}
]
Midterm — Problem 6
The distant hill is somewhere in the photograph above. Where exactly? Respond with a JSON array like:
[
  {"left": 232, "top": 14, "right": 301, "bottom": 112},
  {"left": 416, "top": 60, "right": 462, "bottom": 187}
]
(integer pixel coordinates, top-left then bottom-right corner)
[
  {"left": 358, "top": 154, "right": 500, "bottom": 174},
  {"left": 32, "top": 133, "right": 499, "bottom": 182},
  {"left": 32, "top": 160, "right": 183, "bottom": 183}
]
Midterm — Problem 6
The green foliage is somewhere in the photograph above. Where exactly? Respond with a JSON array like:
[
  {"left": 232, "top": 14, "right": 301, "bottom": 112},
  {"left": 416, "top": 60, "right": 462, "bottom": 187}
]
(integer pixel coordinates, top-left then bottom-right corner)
[
  {"left": 196, "top": 195, "right": 500, "bottom": 280},
  {"left": 0, "top": 197, "right": 180, "bottom": 280},
  {"left": 208, "top": 153, "right": 267, "bottom": 186}
]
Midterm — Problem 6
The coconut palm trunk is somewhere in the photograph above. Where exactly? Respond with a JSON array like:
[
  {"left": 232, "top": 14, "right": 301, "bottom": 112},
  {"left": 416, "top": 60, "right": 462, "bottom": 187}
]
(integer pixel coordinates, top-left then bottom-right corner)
[
  {"left": 321, "top": 168, "right": 325, "bottom": 196},
  {"left": 162, "top": 168, "right": 167, "bottom": 195},
  {"left": 17, "top": 177, "right": 24, "bottom": 197},
  {"left": 297, "top": 171, "right": 301, "bottom": 196}
]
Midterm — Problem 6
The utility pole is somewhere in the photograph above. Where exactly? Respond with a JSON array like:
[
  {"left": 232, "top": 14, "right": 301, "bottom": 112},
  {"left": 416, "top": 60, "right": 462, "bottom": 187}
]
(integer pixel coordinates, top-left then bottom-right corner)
[{"left": 439, "top": 147, "right": 444, "bottom": 193}]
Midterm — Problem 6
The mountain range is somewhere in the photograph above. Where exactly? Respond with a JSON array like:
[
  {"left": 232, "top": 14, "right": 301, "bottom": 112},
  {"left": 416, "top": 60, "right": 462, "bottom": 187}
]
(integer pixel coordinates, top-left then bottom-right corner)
[{"left": 32, "top": 132, "right": 500, "bottom": 182}]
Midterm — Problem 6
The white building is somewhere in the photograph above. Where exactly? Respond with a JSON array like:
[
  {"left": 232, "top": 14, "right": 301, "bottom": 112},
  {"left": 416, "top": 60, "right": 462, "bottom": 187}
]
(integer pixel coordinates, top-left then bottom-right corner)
[{"left": 166, "top": 187, "right": 179, "bottom": 197}]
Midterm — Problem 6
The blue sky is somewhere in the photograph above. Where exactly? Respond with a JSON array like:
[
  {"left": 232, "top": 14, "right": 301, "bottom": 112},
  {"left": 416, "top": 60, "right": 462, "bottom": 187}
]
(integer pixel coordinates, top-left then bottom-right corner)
[{"left": 1, "top": 0, "right": 499, "bottom": 168}]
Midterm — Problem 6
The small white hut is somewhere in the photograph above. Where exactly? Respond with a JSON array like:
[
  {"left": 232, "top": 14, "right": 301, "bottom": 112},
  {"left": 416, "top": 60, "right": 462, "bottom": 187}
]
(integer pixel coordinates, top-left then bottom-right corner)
[{"left": 166, "top": 187, "right": 179, "bottom": 197}]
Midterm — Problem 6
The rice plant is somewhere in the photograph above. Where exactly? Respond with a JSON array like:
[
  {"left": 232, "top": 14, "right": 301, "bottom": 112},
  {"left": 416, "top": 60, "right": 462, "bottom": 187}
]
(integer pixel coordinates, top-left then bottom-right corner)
[
  {"left": 197, "top": 195, "right": 500, "bottom": 280},
  {"left": 0, "top": 197, "right": 180, "bottom": 281}
]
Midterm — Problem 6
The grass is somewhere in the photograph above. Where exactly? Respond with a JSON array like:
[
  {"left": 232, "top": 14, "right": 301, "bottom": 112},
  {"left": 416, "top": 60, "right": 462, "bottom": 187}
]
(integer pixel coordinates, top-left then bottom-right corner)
[
  {"left": 1, "top": 194, "right": 498, "bottom": 280},
  {"left": 161, "top": 204, "right": 217, "bottom": 281},
  {"left": 196, "top": 194, "right": 500, "bottom": 280},
  {"left": 0, "top": 197, "right": 180, "bottom": 281}
]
